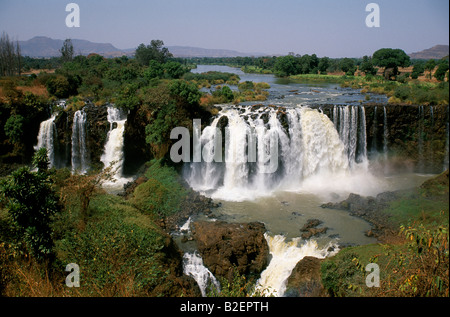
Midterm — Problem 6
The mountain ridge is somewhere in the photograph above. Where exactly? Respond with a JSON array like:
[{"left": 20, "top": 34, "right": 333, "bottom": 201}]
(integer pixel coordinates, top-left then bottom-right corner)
[
  {"left": 408, "top": 45, "right": 449, "bottom": 60},
  {"left": 18, "top": 36, "right": 265, "bottom": 58}
]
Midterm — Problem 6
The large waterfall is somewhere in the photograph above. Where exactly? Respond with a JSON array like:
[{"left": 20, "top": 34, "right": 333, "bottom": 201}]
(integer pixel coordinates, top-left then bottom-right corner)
[
  {"left": 71, "top": 110, "right": 89, "bottom": 174},
  {"left": 185, "top": 105, "right": 378, "bottom": 201},
  {"left": 101, "top": 106, "right": 131, "bottom": 189},
  {"left": 34, "top": 115, "right": 57, "bottom": 168}
]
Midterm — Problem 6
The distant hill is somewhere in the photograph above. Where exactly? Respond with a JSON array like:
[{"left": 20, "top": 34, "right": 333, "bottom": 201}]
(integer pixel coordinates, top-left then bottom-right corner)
[
  {"left": 19, "top": 36, "right": 128, "bottom": 58},
  {"left": 166, "top": 46, "right": 264, "bottom": 57},
  {"left": 18, "top": 36, "right": 264, "bottom": 58},
  {"left": 409, "top": 45, "right": 449, "bottom": 60}
]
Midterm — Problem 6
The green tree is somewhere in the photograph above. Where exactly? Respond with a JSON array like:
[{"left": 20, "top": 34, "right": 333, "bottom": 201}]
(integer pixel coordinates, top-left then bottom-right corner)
[
  {"left": 0, "top": 148, "right": 60, "bottom": 260},
  {"left": 411, "top": 61, "right": 425, "bottom": 79},
  {"left": 318, "top": 57, "right": 330, "bottom": 74},
  {"left": 274, "top": 55, "right": 299, "bottom": 77},
  {"left": 135, "top": 40, "right": 173, "bottom": 66},
  {"left": 168, "top": 80, "right": 202, "bottom": 106},
  {"left": 434, "top": 59, "right": 449, "bottom": 82},
  {"left": 45, "top": 75, "right": 71, "bottom": 98},
  {"left": 340, "top": 58, "right": 356, "bottom": 75},
  {"left": 4, "top": 114, "right": 24, "bottom": 144},
  {"left": 144, "top": 60, "right": 164, "bottom": 80},
  {"left": 425, "top": 59, "right": 436, "bottom": 79},
  {"left": 60, "top": 39, "right": 74, "bottom": 63},
  {"left": 163, "top": 61, "right": 186, "bottom": 79},
  {"left": 372, "top": 48, "right": 410, "bottom": 79},
  {"left": 359, "top": 55, "right": 377, "bottom": 76}
]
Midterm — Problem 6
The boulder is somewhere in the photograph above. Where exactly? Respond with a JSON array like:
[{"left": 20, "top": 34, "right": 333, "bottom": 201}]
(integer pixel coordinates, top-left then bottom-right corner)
[
  {"left": 285, "top": 256, "right": 327, "bottom": 297},
  {"left": 192, "top": 221, "right": 269, "bottom": 280},
  {"left": 300, "top": 219, "right": 328, "bottom": 240}
]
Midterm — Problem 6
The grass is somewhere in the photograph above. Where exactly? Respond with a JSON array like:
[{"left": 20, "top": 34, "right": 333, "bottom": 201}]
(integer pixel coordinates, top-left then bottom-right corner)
[{"left": 321, "top": 171, "right": 449, "bottom": 297}]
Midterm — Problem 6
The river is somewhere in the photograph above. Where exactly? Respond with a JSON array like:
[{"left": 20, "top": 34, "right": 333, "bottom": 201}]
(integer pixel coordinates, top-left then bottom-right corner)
[{"left": 179, "top": 65, "right": 435, "bottom": 296}]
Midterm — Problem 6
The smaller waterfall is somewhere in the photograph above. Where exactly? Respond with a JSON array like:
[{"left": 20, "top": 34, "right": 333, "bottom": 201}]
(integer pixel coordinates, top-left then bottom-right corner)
[
  {"left": 101, "top": 106, "right": 131, "bottom": 189},
  {"left": 71, "top": 110, "right": 89, "bottom": 174},
  {"left": 183, "top": 252, "right": 220, "bottom": 297},
  {"left": 35, "top": 115, "right": 57, "bottom": 168},
  {"left": 255, "top": 234, "right": 338, "bottom": 297}
]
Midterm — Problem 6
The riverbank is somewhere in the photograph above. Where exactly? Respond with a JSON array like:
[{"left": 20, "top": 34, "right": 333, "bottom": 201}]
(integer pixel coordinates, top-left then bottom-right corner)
[{"left": 317, "top": 170, "right": 449, "bottom": 297}]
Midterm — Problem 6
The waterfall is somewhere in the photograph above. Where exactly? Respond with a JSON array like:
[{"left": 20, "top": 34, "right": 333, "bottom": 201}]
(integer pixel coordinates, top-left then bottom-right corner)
[
  {"left": 71, "top": 110, "right": 89, "bottom": 174},
  {"left": 255, "top": 234, "right": 338, "bottom": 297},
  {"left": 185, "top": 105, "right": 378, "bottom": 201},
  {"left": 183, "top": 252, "right": 220, "bottom": 297},
  {"left": 383, "top": 106, "right": 389, "bottom": 173},
  {"left": 35, "top": 115, "right": 57, "bottom": 168},
  {"left": 101, "top": 106, "right": 131, "bottom": 189}
]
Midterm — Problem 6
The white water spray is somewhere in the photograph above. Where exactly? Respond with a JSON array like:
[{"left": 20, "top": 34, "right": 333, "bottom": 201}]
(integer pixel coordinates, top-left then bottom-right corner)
[
  {"left": 101, "top": 106, "right": 132, "bottom": 190},
  {"left": 183, "top": 252, "right": 220, "bottom": 297},
  {"left": 71, "top": 110, "right": 89, "bottom": 174},
  {"left": 35, "top": 115, "right": 57, "bottom": 168},
  {"left": 255, "top": 234, "right": 338, "bottom": 297}
]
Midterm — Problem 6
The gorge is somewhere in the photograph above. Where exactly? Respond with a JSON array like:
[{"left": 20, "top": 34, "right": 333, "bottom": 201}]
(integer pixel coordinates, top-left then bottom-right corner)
[{"left": 32, "top": 65, "right": 449, "bottom": 296}]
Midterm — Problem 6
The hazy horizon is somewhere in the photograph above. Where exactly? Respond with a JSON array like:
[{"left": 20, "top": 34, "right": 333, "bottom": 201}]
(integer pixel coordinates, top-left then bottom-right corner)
[{"left": 1, "top": 0, "right": 449, "bottom": 58}]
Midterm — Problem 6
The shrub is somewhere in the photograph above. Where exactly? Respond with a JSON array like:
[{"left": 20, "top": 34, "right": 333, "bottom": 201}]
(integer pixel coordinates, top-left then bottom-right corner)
[{"left": 131, "top": 160, "right": 187, "bottom": 218}]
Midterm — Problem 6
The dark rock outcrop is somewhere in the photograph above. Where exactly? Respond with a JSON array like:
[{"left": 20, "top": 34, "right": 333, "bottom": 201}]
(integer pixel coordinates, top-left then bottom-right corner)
[
  {"left": 321, "top": 191, "right": 399, "bottom": 241},
  {"left": 300, "top": 219, "right": 328, "bottom": 240},
  {"left": 192, "top": 221, "right": 269, "bottom": 280},
  {"left": 285, "top": 256, "right": 327, "bottom": 297}
]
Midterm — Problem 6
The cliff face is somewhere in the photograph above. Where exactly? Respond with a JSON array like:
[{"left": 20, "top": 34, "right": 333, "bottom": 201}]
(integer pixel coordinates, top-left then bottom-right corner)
[
  {"left": 322, "top": 104, "right": 449, "bottom": 174},
  {"left": 53, "top": 104, "right": 109, "bottom": 170},
  {"left": 50, "top": 103, "right": 448, "bottom": 175}
]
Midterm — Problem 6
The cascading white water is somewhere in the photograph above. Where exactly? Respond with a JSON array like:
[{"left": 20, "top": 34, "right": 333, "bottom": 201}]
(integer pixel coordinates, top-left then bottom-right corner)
[
  {"left": 101, "top": 106, "right": 131, "bottom": 189},
  {"left": 185, "top": 105, "right": 376, "bottom": 201},
  {"left": 35, "top": 115, "right": 57, "bottom": 168},
  {"left": 255, "top": 234, "right": 338, "bottom": 297},
  {"left": 183, "top": 252, "right": 220, "bottom": 297},
  {"left": 71, "top": 110, "right": 89, "bottom": 174}
]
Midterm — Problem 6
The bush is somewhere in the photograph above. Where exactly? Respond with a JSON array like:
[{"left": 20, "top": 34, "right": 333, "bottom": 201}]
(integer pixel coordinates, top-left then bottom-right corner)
[
  {"left": 0, "top": 149, "right": 60, "bottom": 260},
  {"left": 131, "top": 160, "right": 187, "bottom": 218}
]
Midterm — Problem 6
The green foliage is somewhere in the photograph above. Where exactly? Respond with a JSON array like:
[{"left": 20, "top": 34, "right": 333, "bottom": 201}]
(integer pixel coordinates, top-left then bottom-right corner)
[
  {"left": 4, "top": 114, "right": 24, "bottom": 144},
  {"left": 45, "top": 75, "right": 70, "bottom": 98},
  {"left": 359, "top": 56, "right": 377, "bottom": 76},
  {"left": 0, "top": 149, "right": 60, "bottom": 260},
  {"left": 339, "top": 58, "right": 356, "bottom": 75},
  {"left": 60, "top": 39, "right": 74, "bottom": 63},
  {"left": 208, "top": 269, "right": 264, "bottom": 297},
  {"left": 145, "top": 102, "right": 178, "bottom": 146},
  {"left": 135, "top": 40, "right": 172, "bottom": 66},
  {"left": 56, "top": 194, "right": 167, "bottom": 295},
  {"left": 114, "top": 83, "right": 140, "bottom": 111},
  {"left": 131, "top": 160, "right": 187, "bottom": 218},
  {"left": 163, "top": 61, "right": 186, "bottom": 79},
  {"left": 372, "top": 48, "right": 410, "bottom": 77},
  {"left": 144, "top": 60, "right": 164, "bottom": 80},
  {"left": 434, "top": 59, "right": 449, "bottom": 82},
  {"left": 168, "top": 79, "right": 202, "bottom": 106},
  {"left": 321, "top": 251, "right": 364, "bottom": 297}
]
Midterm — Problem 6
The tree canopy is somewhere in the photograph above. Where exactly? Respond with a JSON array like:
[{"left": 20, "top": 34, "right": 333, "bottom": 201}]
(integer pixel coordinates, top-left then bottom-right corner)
[
  {"left": 135, "top": 40, "right": 173, "bottom": 66},
  {"left": 372, "top": 48, "right": 410, "bottom": 79}
]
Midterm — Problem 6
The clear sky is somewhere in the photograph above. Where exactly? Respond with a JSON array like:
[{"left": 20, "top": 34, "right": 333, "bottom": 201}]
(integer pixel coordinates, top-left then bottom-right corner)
[{"left": 0, "top": 0, "right": 448, "bottom": 57}]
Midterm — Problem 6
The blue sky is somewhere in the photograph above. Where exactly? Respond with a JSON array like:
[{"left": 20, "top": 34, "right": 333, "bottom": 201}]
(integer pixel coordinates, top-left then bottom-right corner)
[{"left": 0, "top": 0, "right": 448, "bottom": 57}]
